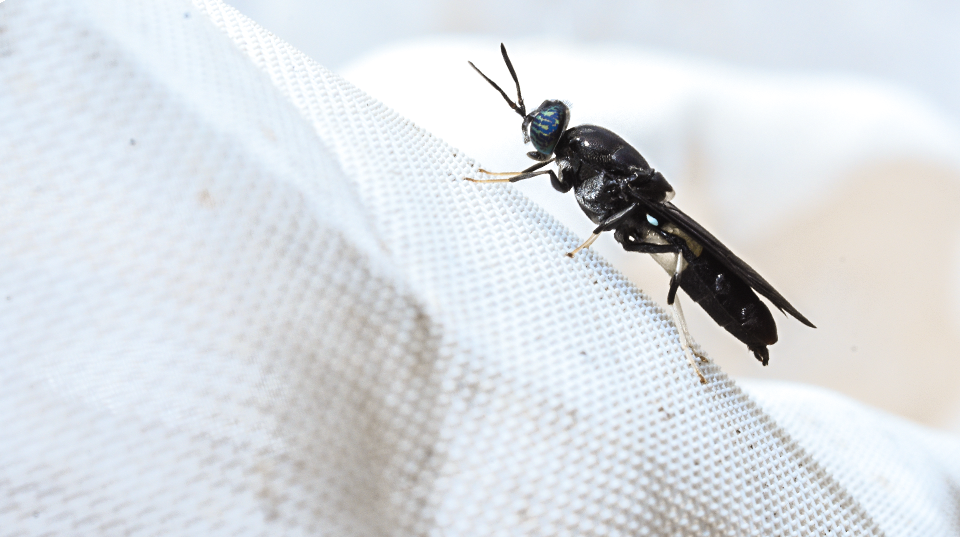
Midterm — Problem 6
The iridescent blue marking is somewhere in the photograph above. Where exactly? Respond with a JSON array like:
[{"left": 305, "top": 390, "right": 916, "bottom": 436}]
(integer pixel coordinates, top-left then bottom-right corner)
[
  {"left": 646, "top": 214, "right": 659, "bottom": 226},
  {"left": 529, "top": 103, "right": 568, "bottom": 156}
]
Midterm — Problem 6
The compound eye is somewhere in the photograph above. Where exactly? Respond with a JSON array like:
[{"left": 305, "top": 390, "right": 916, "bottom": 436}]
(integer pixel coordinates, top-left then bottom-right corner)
[{"left": 529, "top": 101, "right": 569, "bottom": 156}]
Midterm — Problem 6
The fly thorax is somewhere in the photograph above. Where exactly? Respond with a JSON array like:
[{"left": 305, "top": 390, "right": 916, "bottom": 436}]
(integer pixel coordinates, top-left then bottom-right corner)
[{"left": 573, "top": 171, "right": 614, "bottom": 223}]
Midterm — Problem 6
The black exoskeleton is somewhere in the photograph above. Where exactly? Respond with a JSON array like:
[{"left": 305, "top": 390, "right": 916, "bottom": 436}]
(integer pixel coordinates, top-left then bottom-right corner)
[{"left": 466, "top": 44, "right": 814, "bottom": 375}]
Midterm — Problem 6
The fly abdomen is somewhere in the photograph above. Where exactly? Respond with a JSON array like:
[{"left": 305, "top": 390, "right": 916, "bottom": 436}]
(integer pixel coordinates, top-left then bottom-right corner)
[{"left": 680, "top": 252, "right": 778, "bottom": 365}]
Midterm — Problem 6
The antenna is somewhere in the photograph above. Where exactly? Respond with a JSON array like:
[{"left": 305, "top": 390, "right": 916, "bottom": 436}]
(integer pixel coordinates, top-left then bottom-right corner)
[{"left": 468, "top": 43, "right": 526, "bottom": 118}]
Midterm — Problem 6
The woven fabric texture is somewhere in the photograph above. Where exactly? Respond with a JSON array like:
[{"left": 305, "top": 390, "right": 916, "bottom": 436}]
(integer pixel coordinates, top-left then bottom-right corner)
[{"left": 0, "top": 0, "right": 957, "bottom": 535}]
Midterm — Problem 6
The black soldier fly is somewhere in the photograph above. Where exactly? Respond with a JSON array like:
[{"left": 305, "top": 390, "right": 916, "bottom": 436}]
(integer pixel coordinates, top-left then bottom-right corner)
[{"left": 465, "top": 44, "right": 815, "bottom": 383}]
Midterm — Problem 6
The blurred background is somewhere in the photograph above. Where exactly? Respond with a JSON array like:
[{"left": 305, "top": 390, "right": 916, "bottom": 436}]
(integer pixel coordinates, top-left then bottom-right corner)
[
  {"left": 231, "top": 0, "right": 960, "bottom": 124},
  {"left": 228, "top": 0, "right": 960, "bottom": 431}
]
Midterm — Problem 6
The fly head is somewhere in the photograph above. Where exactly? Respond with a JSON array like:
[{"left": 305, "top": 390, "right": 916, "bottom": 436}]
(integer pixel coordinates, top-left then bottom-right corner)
[{"left": 469, "top": 44, "right": 570, "bottom": 161}]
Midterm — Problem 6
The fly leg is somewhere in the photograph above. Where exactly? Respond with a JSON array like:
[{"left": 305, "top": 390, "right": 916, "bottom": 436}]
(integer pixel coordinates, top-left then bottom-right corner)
[
  {"left": 566, "top": 233, "right": 601, "bottom": 257},
  {"left": 465, "top": 159, "right": 555, "bottom": 183},
  {"left": 566, "top": 203, "right": 639, "bottom": 257},
  {"left": 668, "top": 254, "right": 708, "bottom": 384},
  {"left": 619, "top": 228, "right": 708, "bottom": 384}
]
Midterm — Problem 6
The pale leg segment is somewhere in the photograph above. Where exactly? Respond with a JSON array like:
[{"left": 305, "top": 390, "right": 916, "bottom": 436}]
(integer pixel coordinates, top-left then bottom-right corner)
[
  {"left": 566, "top": 233, "right": 601, "bottom": 257},
  {"left": 464, "top": 175, "right": 513, "bottom": 183},
  {"left": 476, "top": 168, "right": 519, "bottom": 176},
  {"left": 671, "top": 255, "right": 707, "bottom": 384},
  {"left": 465, "top": 168, "right": 553, "bottom": 184},
  {"left": 463, "top": 169, "right": 517, "bottom": 183},
  {"left": 465, "top": 159, "right": 556, "bottom": 183}
]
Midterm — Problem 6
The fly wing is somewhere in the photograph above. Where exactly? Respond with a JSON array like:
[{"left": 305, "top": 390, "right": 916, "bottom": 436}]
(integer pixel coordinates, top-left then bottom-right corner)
[{"left": 633, "top": 197, "right": 815, "bottom": 328}]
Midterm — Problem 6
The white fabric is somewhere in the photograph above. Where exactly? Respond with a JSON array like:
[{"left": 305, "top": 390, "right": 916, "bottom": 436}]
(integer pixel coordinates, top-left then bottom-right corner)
[{"left": 0, "top": 1, "right": 958, "bottom": 536}]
